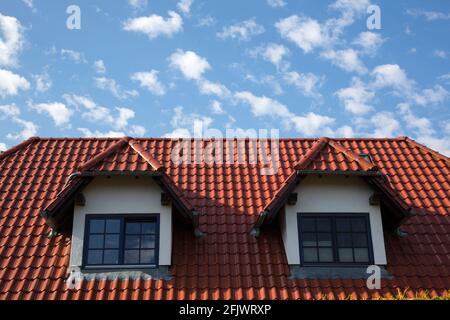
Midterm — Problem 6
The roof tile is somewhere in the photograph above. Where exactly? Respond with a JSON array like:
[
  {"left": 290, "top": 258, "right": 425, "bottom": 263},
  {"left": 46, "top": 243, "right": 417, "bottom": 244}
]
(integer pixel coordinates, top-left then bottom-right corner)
[{"left": 0, "top": 137, "right": 449, "bottom": 299}]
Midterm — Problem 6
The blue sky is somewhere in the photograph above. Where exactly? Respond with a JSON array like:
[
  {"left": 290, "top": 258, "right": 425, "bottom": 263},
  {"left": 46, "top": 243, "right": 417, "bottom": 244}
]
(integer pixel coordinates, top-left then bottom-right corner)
[{"left": 0, "top": 0, "right": 449, "bottom": 155}]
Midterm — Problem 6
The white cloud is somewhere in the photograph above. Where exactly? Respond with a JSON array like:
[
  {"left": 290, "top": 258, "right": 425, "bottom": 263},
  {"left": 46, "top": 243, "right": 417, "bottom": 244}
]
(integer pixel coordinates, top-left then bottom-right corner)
[
  {"left": 7, "top": 117, "right": 38, "bottom": 140},
  {"left": 371, "top": 64, "right": 449, "bottom": 106},
  {"left": 291, "top": 112, "right": 335, "bottom": 136},
  {"left": 32, "top": 71, "right": 52, "bottom": 92},
  {"left": 116, "top": 107, "right": 135, "bottom": 130},
  {"left": 197, "top": 16, "right": 215, "bottom": 27},
  {"left": 210, "top": 100, "right": 225, "bottom": 115},
  {"left": 131, "top": 70, "right": 166, "bottom": 95},
  {"left": 22, "top": 0, "right": 34, "bottom": 9},
  {"left": 61, "top": 49, "right": 86, "bottom": 64},
  {"left": 407, "top": 9, "right": 450, "bottom": 21},
  {"left": 352, "top": 31, "right": 385, "bottom": 56},
  {"left": 275, "top": 15, "right": 327, "bottom": 53},
  {"left": 371, "top": 64, "right": 413, "bottom": 91},
  {"left": 94, "top": 77, "right": 139, "bottom": 100},
  {"left": 198, "top": 79, "right": 231, "bottom": 98},
  {"left": 129, "top": 125, "right": 146, "bottom": 137},
  {"left": 0, "top": 13, "right": 24, "bottom": 67},
  {"left": 398, "top": 103, "right": 434, "bottom": 136},
  {"left": 217, "top": 18, "right": 265, "bottom": 41},
  {"left": 234, "top": 90, "right": 338, "bottom": 136},
  {"left": 439, "top": 73, "right": 450, "bottom": 84},
  {"left": 283, "top": 71, "right": 324, "bottom": 98},
  {"left": 433, "top": 49, "right": 447, "bottom": 59},
  {"left": 417, "top": 135, "right": 450, "bottom": 157},
  {"left": 0, "top": 104, "right": 20, "bottom": 119},
  {"left": 169, "top": 49, "right": 210, "bottom": 80},
  {"left": 250, "top": 43, "right": 290, "bottom": 68},
  {"left": 397, "top": 103, "right": 450, "bottom": 156},
  {"left": 334, "top": 125, "right": 355, "bottom": 137},
  {"left": 177, "top": 0, "right": 193, "bottom": 15},
  {"left": 335, "top": 78, "right": 374, "bottom": 115},
  {"left": 128, "top": 0, "right": 147, "bottom": 9},
  {"left": 245, "top": 74, "right": 284, "bottom": 95},
  {"left": 0, "top": 68, "right": 30, "bottom": 97},
  {"left": 63, "top": 94, "right": 136, "bottom": 130},
  {"left": 330, "top": 0, "right": 370, "bottom": 17},
  {"left": 78, "top": 128, "right": 126, "bottom": 138},
  {"left": 412, "top": 85, "right": 449, "bottom": 107},
  {"left": 321, "top": 49, "right": 367, "bottom": 74},
  {"left": 164, "top": 106, "right": 213, "bottom": 138},
  {"left": 30, "top": 102, "right": 72, "bottom": 127},
  {"left": 0, "top": 142, "right": 6, "bottom": 152},
  {"left": 94, "top": 60, "right": 106, "bottom": 74},
  {"left": 123, "top": 11, "right": 183, "bottom": 39},
  {"left": 266, "top": 0, "right": 286, "bottom": 7},
  {"left": 275, "top": 1, "right": 369, "bottom": 54},
  {"left": 0, "top": 104, "right": 38, "bottom": 140},
  {"left": 234, "top": 91, "right": 290, "bottom": 118},
  {"left": 369, "top": 112, "right": 400, "bottom": 137}
]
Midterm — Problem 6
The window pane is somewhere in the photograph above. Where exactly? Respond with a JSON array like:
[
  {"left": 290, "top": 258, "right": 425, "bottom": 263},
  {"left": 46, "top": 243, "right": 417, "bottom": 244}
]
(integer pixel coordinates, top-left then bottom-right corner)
[
  {"left": 141, "top": 235, "right": 156, "bottom": 249},
  {"left": 105, "top": 234, "right": 120, "bottom": 249},
  {"left": 351, "top": 218, "right": 366, "bottom": 232},
  {"left": 103, "top": 250, "right": 119, "bottom": 264},
  {"left": 318, "top": 248, "right": 333, "bottom": 262},
  {"left": 316, "top": 218, "right": 331, "bottom": 232},
  {"left": 317, "top": 233, "right": 332, "bottom": 247},
  {"left": 336, "top": 218, "right": 351, "bottom": 232},
  {"left": 106, "top": 219, "right": 120, "bottom": 233},
  {"left": 354, "top": 248, "right": 369, "bottom": 262},
  {"left": 124, "top": 250, "right": 140, "bottom": 264},
  {"left": 88, "top": 235, "right": 104, "bottom": 249},
  {"left": 126, "top": 222, "right": 141, "bottom": 234},
  {"left": 338, "top": 248, "right": 353, "bottom": 262},
  {"left": 303, "top": 248, "right": 318, "bottom": 262},
  {"left": 352, "top": 233, "right": 368, "bottom": 247},
  {"left": 87, "top": 250, "right": 103, "bottom": 265},
  {"left": 337, "top": 233, "right": 352, "bottom": 247},
  {"left": 142, "top": 222, "right": 156, "bottom": 234},
  {"left": 140, "top": 250, "right": 155, "bottom": 264},
  {"left": 301, "top": 218, "right": 315, "bottom": 232},
  {"left": 125, "top": 235, "right": 140, "bottom": 249},
  {"left": 89, "top": 219, "right": 104, "bottom": 233},
  {"left": 302, "top": 233, "right": 316, "bottom": 247}
]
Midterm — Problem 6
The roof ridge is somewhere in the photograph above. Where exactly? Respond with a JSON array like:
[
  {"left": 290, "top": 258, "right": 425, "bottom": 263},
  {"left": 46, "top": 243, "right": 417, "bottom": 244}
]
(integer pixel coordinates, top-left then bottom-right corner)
[
  {"left": 78, "top": 137, "right": 131, "bottom": 171},
  {"left": 403, "top": 137, "right": 450, "bottom": 163},
  {"left": 0, "top": 136, "right": 40, "bottom": 160},
  {"left": 294, "top": 137, "right": 330, "bottom": 170},
  {"left": 328, "top": 140, "right": 377, "bottom": 172},
  {"left": 128, "top": 139, "right": 163, "bottom": 172}
]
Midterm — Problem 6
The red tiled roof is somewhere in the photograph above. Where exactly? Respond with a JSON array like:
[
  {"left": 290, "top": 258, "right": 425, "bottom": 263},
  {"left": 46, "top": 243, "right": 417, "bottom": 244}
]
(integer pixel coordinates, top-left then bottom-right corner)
[{"left": 0, "top": 137, "right": 449, "bottom": 300}]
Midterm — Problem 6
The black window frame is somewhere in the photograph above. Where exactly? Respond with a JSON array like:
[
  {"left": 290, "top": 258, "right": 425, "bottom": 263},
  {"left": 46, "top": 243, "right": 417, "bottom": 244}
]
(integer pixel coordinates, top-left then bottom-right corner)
[
  {"left": 82, "top": 214, "right": 160, "bottom": 269},
  {"left": 297, "top": 213, "right": 374, "bottom": 267}
]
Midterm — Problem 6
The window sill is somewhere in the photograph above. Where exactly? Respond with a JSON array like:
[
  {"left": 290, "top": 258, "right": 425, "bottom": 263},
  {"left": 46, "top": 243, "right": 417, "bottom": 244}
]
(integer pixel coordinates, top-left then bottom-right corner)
[
  {"left": 69, "top": 265, "right": 171, "bottom": 281},
  {"left": 288, "top": 265, "right": 392, "bottom": 280}
]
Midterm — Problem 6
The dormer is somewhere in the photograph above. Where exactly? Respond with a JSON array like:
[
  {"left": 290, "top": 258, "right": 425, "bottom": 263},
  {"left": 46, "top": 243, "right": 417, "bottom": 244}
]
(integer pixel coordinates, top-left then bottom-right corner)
[
  {"left": 251, "top": 138, "right": 416, "bottom": 276},
  {"left": 40, "top": 138, "right": 200, "bottom": 276}
]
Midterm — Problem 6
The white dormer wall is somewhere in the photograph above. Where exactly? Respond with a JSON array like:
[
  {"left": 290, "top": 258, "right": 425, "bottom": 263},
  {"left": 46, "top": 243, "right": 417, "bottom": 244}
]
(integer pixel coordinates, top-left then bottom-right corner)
[
  {"left": 281, "top": 175, "right": 387, "bottom": 265},
  {"left": 69, "top": 176, "right": 172, "bottom": 268}
]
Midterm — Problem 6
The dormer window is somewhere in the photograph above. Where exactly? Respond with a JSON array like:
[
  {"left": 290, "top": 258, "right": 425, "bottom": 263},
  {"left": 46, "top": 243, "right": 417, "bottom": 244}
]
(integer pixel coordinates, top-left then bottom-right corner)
[
  {"left": 83, "top": 215, "right": 159, "bottom": 268},
  {"left": 298, "top": 213, "right": 373, "bottom": 266}
]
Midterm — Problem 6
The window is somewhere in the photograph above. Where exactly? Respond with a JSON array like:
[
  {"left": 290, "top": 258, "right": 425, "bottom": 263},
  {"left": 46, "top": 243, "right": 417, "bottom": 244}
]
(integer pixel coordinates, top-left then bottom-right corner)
[
  {"left": 83, "top": 215, "right": 159, "bottom": 267},
  {"left": 298, "top": 213, "right": 373, "bottom": 266}
]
